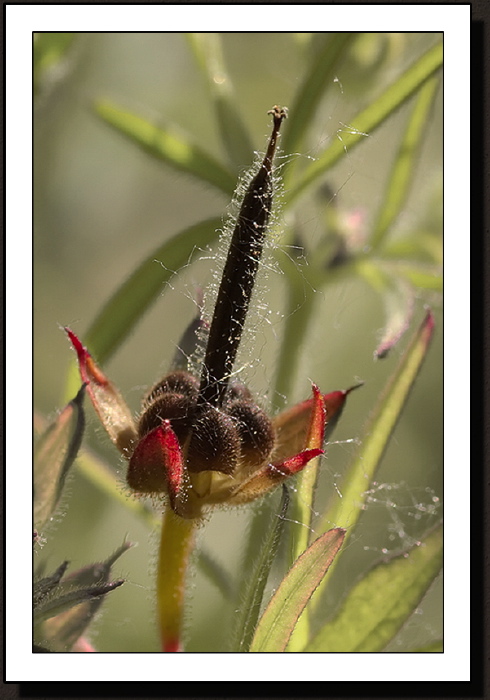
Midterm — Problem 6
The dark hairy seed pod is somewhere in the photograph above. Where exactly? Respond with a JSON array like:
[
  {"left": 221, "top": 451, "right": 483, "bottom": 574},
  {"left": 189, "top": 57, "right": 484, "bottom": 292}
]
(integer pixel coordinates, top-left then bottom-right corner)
[
  {"left": 198, "top": 106, "right": 287, "bottom": 410},
  {"left": 138, "top": 393, "right": 195, "bottom": 442},
  {"left": 187, "top": 406, "right": 240, "bottom": 475},
  {"left": 143, "top": 370, "right": 199, "bottom": 408},
  {"left": 225, "top": 381, "right": 253, "bottom": 403},
  {"left": 227, "top": 399, "right": 275, "bottom": 467}
]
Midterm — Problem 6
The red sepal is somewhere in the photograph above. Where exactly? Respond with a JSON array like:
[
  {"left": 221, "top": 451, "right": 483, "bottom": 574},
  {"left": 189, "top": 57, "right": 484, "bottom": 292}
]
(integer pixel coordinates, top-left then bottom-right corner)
[{"left": 127, "top": 420, "right": 184, "bottom": 506}]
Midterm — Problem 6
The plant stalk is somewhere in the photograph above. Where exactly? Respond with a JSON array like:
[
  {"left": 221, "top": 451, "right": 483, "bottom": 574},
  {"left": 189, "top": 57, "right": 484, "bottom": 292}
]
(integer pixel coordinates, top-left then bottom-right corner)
[{"left": 157, "top": 509, "right": 196, "bottom": 652}]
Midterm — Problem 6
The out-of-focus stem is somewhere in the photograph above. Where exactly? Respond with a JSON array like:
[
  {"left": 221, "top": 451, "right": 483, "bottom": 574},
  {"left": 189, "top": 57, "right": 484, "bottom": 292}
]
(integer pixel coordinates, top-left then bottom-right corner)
[
  {"left": 157, "top": 509, "right": 196, "bottom": 652},
  {"left": 273, "top": 275, "right": 316, "bottom": 410}
]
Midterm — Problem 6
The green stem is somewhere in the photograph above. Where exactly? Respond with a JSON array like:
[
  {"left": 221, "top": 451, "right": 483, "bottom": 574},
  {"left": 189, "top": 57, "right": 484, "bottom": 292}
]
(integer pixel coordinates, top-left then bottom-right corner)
[
  {"left": 273, "top": 272, "right": 316, "bottom": 409},
  {"left": 156, "top": 509, "right": 197, "bottom": 652}
]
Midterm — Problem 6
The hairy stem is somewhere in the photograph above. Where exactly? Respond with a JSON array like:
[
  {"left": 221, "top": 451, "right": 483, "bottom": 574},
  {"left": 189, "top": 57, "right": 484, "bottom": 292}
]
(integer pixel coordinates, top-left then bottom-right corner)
[{"left": 157, "top": 509, "right": 197, "bottom": 652}]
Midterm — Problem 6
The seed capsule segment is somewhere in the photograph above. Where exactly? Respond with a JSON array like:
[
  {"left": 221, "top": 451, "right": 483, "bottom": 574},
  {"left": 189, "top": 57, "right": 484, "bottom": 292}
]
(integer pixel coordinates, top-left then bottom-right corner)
[{"left": 198, "top": 106, "right": 287, "bottom": 410}]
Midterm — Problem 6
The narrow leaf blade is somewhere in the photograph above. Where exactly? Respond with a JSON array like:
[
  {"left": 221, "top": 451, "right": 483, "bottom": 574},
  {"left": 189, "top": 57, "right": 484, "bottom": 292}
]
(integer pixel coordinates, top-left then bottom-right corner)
[
  {"left": 309, "top": 310, "right": 436, "bottom": 612},
  {"left": 304, "top": 524, "right": 442, "bottom": 652},
  {"left": 250, "top": 527, "right": 345, "bottom": 652},
  {"left": 36, "top": 544, "right": 130, "bottom": 651},
  {"left": 186, "top": 32, "right": 254, "bottom": 167},
  {"left": 34, "top": 385, "right": 86, "bottom": 531},
  {"left": 231, "top": 485, "right": 290, "bottom": 652},
  {"left": 94, "top": 100, "right": 236, "bottom": 195},
  {"left": 64, "top": 217, "right": 222, "bottom": 400},
  {"left": 370, "top": 75, "right": 441, "bottom": 249},
  {"left": 85, "top": 217, "right": 221, "bottom": 362},
  {"left": 282, "top": 33, "right": 357, "bottom": 161},
  {"left": 408, "top": 640, "right": 443, "bottom": 653},
  {"left": 289, "top": 41, "right": 443, "bottom": 203},
  {"left": 35, "top": 580, "right": 124, "bottom": 627},
  {"left": 320, "top": 309, "right": 435, "bottom": 537}
]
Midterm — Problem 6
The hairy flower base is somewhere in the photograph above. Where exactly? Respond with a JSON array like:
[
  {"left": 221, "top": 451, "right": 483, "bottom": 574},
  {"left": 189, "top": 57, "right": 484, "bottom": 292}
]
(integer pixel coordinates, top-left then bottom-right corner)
[{"left": 67, "top": 328, "right": 356, "bottom": 519}]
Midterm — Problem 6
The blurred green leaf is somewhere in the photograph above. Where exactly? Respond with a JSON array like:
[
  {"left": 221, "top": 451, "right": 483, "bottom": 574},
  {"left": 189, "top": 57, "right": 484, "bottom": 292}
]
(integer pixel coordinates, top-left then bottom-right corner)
[
  {"left": 319, "top": 310, "right": 435, "bottom": 536},
  {"left": 408, "top": 640, "right": 443, "bottom": 653},
  {"left": 381, "top": 232, "right": 443, "bottom": 266},
  {"left": 186, "top": 33, "right": 254, "bottom": 167},
  {"left": 94, "top": 100, "right": 236, "bottom": 195},
  {"left": 370, "top": 75, "right": 441, "bottom": 249},
  {"left": 271, "top": 247, "right": 319, "bottom": 408},
  {"left": 289, "top": 41, "right": 443, "bottom": 203},
  {"left": 282, "top": 33, "right": 358, "bottom": 163},
  {"left": 34, "top": 385, "right": 86, "bottom": 532},
  {"left": 231, "top": 486, "right": 290, "bottom": 652},
  {"left": 33, "top": 33, "right": 75, "bottom": 94},
  {"left": 85, "top": 217, "right": 221, "bottom": 361},
  {"left": 392, "top": 263, "right": 443, "bottom": 291},
  {"left": 60, "top": 541, "right": 132, "bottom": 589},
  {"left": 65, "top": 217, "right": 222, "bottom": 399},
  {"left": 250, "top": 527, "right": 345, "bottom": 652},
  {"left": 309, "top": 310, "right": 435, "bottom": 613},
  {"left": 304, "top": 524, "right": 442, "bottom": 652}
]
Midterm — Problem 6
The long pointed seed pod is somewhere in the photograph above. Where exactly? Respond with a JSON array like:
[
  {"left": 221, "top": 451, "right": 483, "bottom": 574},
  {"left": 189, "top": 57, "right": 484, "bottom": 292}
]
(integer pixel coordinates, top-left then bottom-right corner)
[{"left": 197, "top": 106, "right": 287, "bottom": 409}]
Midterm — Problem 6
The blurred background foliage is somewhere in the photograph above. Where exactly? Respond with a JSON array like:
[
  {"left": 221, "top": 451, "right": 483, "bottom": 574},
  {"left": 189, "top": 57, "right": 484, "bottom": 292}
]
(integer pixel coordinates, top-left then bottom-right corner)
[{"left": 34, "top": 32, "right": 442, "bottom": 652}]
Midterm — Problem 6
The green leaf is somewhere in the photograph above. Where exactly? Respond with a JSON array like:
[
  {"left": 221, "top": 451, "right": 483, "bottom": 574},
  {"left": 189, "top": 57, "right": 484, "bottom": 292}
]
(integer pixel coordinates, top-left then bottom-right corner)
[
  {"left": 34, "top": 385, "right": 86, "bottom": 532},
  {"left": 289, "top": 41, "right": 443, "bottom": 204},
  {"left": 94, "top": 100, "right": 236, "bottom": 195},
  {"left": 35, "top": 543, "right": 130, "bottom": 651},
  {"left": 34, "top": 579, "right": 124, "bottom": 627},
  {"left": 370, "top": 75, "right": 441, "bottom": 249},
  {"left": 308, "top": 310, "right": 436, "bottom": 613},
  {"left": 393, "top": 263, "right": 443, "bottom": 292},
  {"left": 65, "top": 217, "right": 222, "bottom": 399},
  {"left": 319, "top": 309, "right": 435, "bottom": 538},
  {"left": 35, "top": 410, "right": 158, "bottom": 529},
  {"left": 281, "top": 33, "right": 358, "bottom": 162},
  {"left": 186, "top": 33, "right": 254, "bottom": 167},
  {"left": 286, "top": 384, "right": 361, "bottom": 651},
  {"left": 408, "top": 640, "right": 443, "bottom": 653},
  {"left": 304, "top": 524, "right": 442, "bottom": 652},
  {"left": 271, "top": 253, "right": 317, "bottom": 408},
  {"left": 381, "top": 232, "right": 443, "bottom": 266},
  {"left": 60, "top": 541, "right": 132, "bottom": 589},
  {"left": 86, "top": 217, "right": 221, "bottom": 362},
  {"left": 231, "top": 485, "right": 290, "bottom": 652},
  {"left": 33, "top": 562, "right": 69, "bottom": 609},
  {"left": 249, "top": 527, "right": 345, "bottom": 652},
  {"left": 33, "top": 33, "right": 76, "bottom": 94},
  {"left": 284, "top": 454, "right": 321, "bottom": 652}
]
